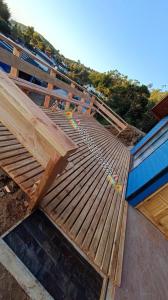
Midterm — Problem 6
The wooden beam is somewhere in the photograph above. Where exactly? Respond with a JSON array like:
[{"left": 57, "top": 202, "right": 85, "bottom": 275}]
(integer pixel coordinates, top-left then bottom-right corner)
[
  {"left": 44, "top": 69, "right": 56, "bottom": 108},
  {"left": 0, "top": 71, "right": 77, "bottom": 168},
  {"left": 29, "top": 153, "right": 68, "bottom": 210},
  {"left": 94, "top": 99, "right": 127, "bottom": 130},
  {"left": 9, "top": 46, "right": 21, "bottom": 78},
  {"left": 87, "top": 95, "right": 95, "bottom": 115}
]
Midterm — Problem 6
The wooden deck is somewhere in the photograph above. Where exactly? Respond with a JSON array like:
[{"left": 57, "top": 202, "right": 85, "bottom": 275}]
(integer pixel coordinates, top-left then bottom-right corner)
[
  {"left": 40, "top": 108, "right": 130, "bottom": 279},
  {"left": 0, "top": 106, "right": 130, "bottom": 282}
]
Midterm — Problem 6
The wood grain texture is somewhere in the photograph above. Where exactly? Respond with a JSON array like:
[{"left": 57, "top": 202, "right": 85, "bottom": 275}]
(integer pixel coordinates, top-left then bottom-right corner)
[
  {"left": 40, "top": 108, "right": 130, "bottom": 278},
  {"left": 115, "top": 206, "right": 168, "bottom": 300},
  {"left": 137, "top": 183, "right": 168, "bottom": 238},
  {"left": 0, "top": 71, "right": 77, "bottom": 168},
  {"left": 0, "top": 101, "right": 130, "bottom": 281},
  {"left": 0, "top": 122, "right": 45, "bottom": 197}
]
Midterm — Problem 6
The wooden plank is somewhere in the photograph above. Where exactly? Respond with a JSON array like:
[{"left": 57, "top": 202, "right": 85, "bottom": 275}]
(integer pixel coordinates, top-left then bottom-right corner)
[
  {"left": 137, "top": 183, "right": 168, "bottom": 238},
  {"left": 113, "top": 201, "right": 128, "bottom": 286},
  {"left": 0, "top": 71, "right": 77, "bottom": 168}
]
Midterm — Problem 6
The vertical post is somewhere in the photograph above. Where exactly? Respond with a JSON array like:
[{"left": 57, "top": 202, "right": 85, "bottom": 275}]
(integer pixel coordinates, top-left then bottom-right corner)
[
  {"left": 87, "top": 95, "right": 95, "bottom": 115},
  {"left": 65, "top": 82, "right": 75, "bottom": 111},
  {"left": 44, "top": 68, "right": 56, "bottom": 108},
  {"left": 10, "top": 46, "right": 21, "bottom": 78},
  {"left": 29, "top": 153, "right": 68, "bottom": 210},
  {"left": 78, "top": 98, "right": 85, "bottom": 113}
]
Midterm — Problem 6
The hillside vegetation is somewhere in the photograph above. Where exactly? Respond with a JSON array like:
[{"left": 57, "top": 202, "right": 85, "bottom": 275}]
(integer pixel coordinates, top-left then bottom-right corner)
[{"left": 0, "top": 0, "right": 167, "bottom": 132}]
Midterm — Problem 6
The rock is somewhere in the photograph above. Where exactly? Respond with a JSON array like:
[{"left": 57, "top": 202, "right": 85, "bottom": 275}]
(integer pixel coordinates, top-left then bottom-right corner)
[{"left": 23, "top": 200, "right": 29, "bottom": 208}]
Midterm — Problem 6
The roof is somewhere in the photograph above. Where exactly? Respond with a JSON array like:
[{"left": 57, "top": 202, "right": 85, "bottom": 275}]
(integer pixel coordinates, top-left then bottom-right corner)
[
  {"left": 151, "top": 94, "right": 168, "bottom": 119},
  {"left": 131, "top": 116, "right": 168, "bottom": 155}
]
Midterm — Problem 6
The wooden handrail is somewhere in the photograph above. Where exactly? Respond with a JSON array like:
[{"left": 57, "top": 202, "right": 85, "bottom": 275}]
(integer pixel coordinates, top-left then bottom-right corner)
[
  {"left": 0, "top": 71, "right": 77, "bottom": 167},
  {"left": 10, "top": 76, "right": 91, "bottom": 110},
  {"left": 0, "top": 33, "right": 128, "bottom": 131},
  {"left": 0, "top": 71, "right": 78, "bottom": 208}
]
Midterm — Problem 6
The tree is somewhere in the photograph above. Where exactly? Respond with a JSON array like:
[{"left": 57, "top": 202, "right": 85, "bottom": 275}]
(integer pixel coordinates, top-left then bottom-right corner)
[
  {"left": 150, "top": 89, "right": 168, "bottom": 103},
  {"left": 0, "top": 0, "right": 10, "bottom": 22},
  {"left": 0, "top": 0, "right": 11, "bottom": 34},
  {"left": 23, "top": 26, "right": 34, "bottom": 47},
  {"left": 107, "top": 83, "right": 156, "bottom": 132}
]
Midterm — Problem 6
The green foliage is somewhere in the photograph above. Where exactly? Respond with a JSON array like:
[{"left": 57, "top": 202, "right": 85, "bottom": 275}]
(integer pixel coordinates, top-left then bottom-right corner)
[
  {"left": 150, "top": 89, "right": 168, "bottom": 103},
  {"left": 0, "top": 0, "right": 10, "bottom": 22},
  {"left": 0, "top": 17, "right": 10, "bottom": 34},
  {"left": 107, "top": 83, "right": 156, "bottom": 131},
  {"left": 0, "top": 0, "right": 11, "bottom": 34}
]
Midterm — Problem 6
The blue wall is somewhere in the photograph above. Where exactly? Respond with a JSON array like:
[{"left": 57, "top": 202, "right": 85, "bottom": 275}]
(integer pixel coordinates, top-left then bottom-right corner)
[{"left": 127, "top": 117, "right": 168, "bottom": 206}]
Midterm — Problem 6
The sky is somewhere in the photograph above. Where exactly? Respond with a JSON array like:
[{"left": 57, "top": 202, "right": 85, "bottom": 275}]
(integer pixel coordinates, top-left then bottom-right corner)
[{"left": 5, "top": 0, "right": 168, "bottom": 89}]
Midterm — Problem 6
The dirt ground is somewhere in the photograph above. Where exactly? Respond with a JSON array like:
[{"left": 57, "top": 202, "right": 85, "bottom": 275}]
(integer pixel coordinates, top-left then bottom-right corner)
[
  {"left": 105, "top": 124, "right": 145, "bottom": 146},
  {"left": 0, "top": 169, "right": 30, "bottom": 300},
  {"left": 0, "top": 169, "right": 29, "bottom": 236}
]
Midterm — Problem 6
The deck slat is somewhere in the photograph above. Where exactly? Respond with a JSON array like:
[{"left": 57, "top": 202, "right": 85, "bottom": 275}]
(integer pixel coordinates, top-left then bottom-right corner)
[
  {"left": 40, "top": 109, "right": 130, "bottom": 279},
  {"left": 0, "top": 108, "right": 130, "bottom": 281}
]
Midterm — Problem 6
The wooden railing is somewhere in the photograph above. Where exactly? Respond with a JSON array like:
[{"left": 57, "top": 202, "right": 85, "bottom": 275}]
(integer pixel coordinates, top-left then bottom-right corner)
[
  {"left": 0, "top": 70, "right": 77, "bottom": 209},
  {"left": 0, "top": 33, "right": 128, "bottom": 132}
]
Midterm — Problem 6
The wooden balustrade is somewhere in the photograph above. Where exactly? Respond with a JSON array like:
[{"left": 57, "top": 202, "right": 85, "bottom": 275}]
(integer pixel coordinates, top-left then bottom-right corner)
[{"left": 0, "top": 33, "right": 128, "bottom": 132}]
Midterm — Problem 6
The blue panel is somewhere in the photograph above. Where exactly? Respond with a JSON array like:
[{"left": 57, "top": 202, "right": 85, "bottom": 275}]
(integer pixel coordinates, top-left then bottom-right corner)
[
  {"left": 127, "top": 138, "right": 168, "bottom": 198},
  {"left": 127, "top": 169, "right": 168, "bottom": 206},
  {"left": 131, "top": 116, "right": 168, "bottom": 155}
]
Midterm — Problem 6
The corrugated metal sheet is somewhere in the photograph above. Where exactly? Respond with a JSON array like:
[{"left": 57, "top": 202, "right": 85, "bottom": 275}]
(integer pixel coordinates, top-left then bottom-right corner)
[
  {"left": 131, "top": 116, "right": 168, "bottom": 155},
  {"left": 127, "top": 138, "right": 168, "bottom": 199}
]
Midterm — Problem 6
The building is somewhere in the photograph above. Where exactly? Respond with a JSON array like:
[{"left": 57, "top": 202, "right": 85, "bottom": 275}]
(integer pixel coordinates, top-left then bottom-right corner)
[{"left": 126, "top": 95, "right": 168, "bottom": 237}]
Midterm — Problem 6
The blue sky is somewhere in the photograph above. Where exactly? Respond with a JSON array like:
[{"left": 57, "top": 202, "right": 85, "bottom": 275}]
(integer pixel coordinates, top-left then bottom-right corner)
[{"left": 6, "top": 0, "right": 168, "bottom": 89}]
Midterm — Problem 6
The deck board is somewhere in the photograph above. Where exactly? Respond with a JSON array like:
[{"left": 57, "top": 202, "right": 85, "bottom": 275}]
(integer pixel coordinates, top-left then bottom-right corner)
[
  {"left": 40, "top": 109, "right": 130, "bottom": 279},
  {"left": 0, "top": 122, "right": 44, "bottom": 196},
  {"left": 0, "top": 107, "right": 130, "bottom": 280}
]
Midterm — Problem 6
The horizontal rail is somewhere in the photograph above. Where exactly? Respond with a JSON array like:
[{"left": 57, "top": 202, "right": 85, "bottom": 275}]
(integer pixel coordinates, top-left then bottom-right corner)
[
  {"left": 10, "top": 76, "right": 91, "bottom": 110},
  {"left": 0, "top": 33, "right": 128, "bottom": 131},
  {"left": 0, "top": 47, "right": 90, "bottom": 101},
  {"left": 94, "top": 99, "right": 127, "bottom": 131}
]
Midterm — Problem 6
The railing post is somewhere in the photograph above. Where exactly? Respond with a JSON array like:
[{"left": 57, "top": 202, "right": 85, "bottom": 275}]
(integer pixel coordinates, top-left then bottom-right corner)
[
  {"left": 87, "top": 95, "right": 95, "bottom": 115},
  {"left": 44, "top": 68, "right": 56, "bottom": 108},
  {"left": 78, "top": 98, "right": 85, "bottom": 113},
  {"left": 78, "top": 90, "right": 88, "bottom": 113},
  {"left": 65, "top": 82, "right": 75, "bottom": 111},
  {"left": 29, "top": 153, "right": 68, "bottom": 210},
  {"left": 10, "top": 46, "right": 21, "bottom": 78}
]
